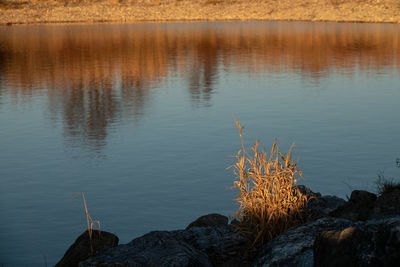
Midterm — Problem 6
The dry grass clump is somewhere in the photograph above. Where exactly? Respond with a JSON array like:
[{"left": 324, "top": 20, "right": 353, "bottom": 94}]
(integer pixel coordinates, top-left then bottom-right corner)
[
  {"left": 376, "top": 160, "right": 400, "bottom": 196},
  {"left": 376, "top": 174, "right": 400, "bottom": 195},
  {"left": 231, "top": 118, "right": 309, "bottom": 248},
  {"left": 377, "top": 178, "right": 400, "bottom": 195}
]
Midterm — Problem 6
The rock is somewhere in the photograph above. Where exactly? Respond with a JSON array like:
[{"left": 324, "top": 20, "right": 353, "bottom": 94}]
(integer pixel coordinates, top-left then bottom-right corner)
[
  {"left": 80, "top": 224, "right": 248, "bottom": 267},
  {"left": 254, "top": 217, "right": 355, "bottom": 267},
  {"left": 82, "top": 230, "right": 211, "bottom": 267},
  {"left": 307, "top": 195, "right": 346, "bottom": 220},
  {"left": 349, "top": 190, "right": 377, "bottom": 204},
  {"left": 179, "top": 225, "right": 249, "bottom": 266},
  {"left": 294, "top": 186, "right": 346, "bottom": 221},
  {"left": 56, "top": 230, "right": 119, "bottom": 267},
  {"left": 313, "top": 227, "right": 361, "bottom": 267},
  {"left": 329, "top": 190, "right": 377, "bottom": 221},
  {"left": 186, "top": 213, "right": 229, "bottom": 229},
  {"left": 71, "top": 187, "right": 400, "bottom": 266},
  {"left": 314, "top": 216, "right": 400, "bottom": 267},
  {"left": 370, "top": 188, "right": 400, "bottom": 219}
]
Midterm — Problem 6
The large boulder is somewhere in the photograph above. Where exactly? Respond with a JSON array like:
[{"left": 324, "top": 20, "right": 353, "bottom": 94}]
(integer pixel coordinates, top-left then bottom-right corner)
[
  {"left": 329, "top": 190, "right": 377, "bottom": 221},
  {"left": 254, "top": 217, "right": 355, "bottom": 267},
  {"left": 79, "top": 224, "right": 248, "bottom": 267},
  {"left": 314, "top": 216, "right": 400, "bottom": 267},
  {"left": 56, "top": 230, "right": 119, "bottom": 267}
]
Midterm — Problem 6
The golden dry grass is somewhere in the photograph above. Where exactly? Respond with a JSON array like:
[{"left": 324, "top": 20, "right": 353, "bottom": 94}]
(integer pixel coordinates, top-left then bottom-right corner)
[{"left": 231, "top": 118, "right": 309, "bottom": 248}]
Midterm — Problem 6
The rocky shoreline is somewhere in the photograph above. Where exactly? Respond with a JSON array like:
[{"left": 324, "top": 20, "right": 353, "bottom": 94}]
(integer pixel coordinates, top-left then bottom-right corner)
[
  {"left": 1, "top": 0, "right": 400, "bottom": 26},
  {"left": 57, "top": 185, "right": 400, "bottom": 266}
]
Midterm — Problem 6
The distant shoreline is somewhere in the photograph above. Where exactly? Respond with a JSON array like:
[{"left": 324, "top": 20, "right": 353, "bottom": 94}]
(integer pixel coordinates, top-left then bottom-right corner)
[{"left": 1, "top": 0, "right": 400, "bottom": 26}]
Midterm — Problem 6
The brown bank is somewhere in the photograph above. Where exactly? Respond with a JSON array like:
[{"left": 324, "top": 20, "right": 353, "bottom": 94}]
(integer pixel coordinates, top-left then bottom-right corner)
[{"left": 1, "top": 0, "right": 400, "bottom": 25}]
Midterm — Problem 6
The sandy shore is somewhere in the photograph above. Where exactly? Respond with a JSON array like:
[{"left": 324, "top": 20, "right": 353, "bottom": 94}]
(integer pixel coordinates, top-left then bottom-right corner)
[{"left": 1, "top": 0, "right": 400, "bottom": 25}]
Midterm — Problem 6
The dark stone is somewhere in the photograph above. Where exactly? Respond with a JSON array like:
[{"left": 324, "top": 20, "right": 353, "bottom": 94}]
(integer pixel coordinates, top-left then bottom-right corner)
[
  {"left": 370, "top": 188, "right": 400, "bottom": 219},
  {"left": 307, "top": 195, "right": 346, "bottom": 220},
  {"left": 179, "top": 225, "right": 249, "bottom": 266},
  {"left": 293, "top": 186, "right": 346, "bottom": 221},
  {"left": 329, "top": 190, "right": 377, "bottom": 221},
  {"left": 186, "top": 213, "right": 229, "bottom": 229},
  {"left": 349, "top": 190, "right": 377, "bottom": 203},
  {"left": 56, "top": 230, "right": 119, "bottom": 267},
  {"left": 80, "top": 224, "right": 248, "bottom": 267},
  {"left": 314, "top": 217, "right": 400, "bottom": 267},
  {"left": 254, "top": 217, "right": 355, "bottom": 267},
  {"left": 314, "top": 227, "right": 360, "bottom": 267},
  {"left": 82, "top": 230, "right": 211, "bottom": 267}
]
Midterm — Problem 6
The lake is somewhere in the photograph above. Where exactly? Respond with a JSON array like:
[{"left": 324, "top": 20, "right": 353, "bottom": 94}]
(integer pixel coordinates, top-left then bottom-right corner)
[{"left": 0, "top": 21, "right": 399, "bottom": 265}]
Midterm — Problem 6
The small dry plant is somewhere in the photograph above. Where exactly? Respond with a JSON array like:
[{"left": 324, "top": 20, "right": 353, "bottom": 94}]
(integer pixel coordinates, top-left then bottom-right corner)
[
  {"left": 231, "top": 118, "right": 309, "bottom": 248},
  {"left": 72, "top": 192, "right": 101, "bottom": 255}
]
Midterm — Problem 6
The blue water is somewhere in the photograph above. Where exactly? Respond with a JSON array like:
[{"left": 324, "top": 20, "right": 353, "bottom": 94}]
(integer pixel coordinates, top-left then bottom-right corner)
[{"left": 0, "top": 21, "right": 399, "bottom": 265}]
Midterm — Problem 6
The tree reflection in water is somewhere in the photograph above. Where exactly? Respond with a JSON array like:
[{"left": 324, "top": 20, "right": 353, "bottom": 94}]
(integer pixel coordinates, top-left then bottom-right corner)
[{"left": 0, "top": 22, "right": 399, "bottom": 150}]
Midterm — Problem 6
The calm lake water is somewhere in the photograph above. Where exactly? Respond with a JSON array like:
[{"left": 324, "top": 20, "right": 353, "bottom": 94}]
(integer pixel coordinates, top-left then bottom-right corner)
[{"left": 0, "top": 21, "right": 400, "bottom": 265}]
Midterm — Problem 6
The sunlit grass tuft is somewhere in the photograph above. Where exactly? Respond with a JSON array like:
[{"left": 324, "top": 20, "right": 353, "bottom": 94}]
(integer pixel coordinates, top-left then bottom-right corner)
[{"left": 231, "top": 117, "right": 309, "bottom": 248}]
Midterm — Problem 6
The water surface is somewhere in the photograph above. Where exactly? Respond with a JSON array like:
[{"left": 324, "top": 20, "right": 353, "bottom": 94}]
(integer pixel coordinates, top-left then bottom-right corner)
[{"left": 0, "top": 21, "right": 400, "bottom": 265}]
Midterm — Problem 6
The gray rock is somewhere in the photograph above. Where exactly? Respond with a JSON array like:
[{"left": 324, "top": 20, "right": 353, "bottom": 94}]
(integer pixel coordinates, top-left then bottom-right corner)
[
  {"left": 314, "top": 216, "right": 400, "bottom": 267},
  {"left": 254, "top": 217, "right": 355, "bottom": 267},
  {"left": 56, "top": 230, "right": 119, "bottom": 267},
  {"left": 80, "top": 224, "right": 248, "bottom": 267},
  {"left": 329, "top": 190, "right": 377, "bottom": 221},
  {"left": 186, "top": 213, "right": 229, "bottom": 229}
]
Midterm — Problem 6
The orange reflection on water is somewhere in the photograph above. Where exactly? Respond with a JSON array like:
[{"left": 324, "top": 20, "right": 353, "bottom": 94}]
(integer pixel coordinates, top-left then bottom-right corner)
[
  {"left": 1, "top": 22, "right": 399, "bottom": 91},
  {"left": 0, "top": 21, "right": 399, "bottom": 147}
]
